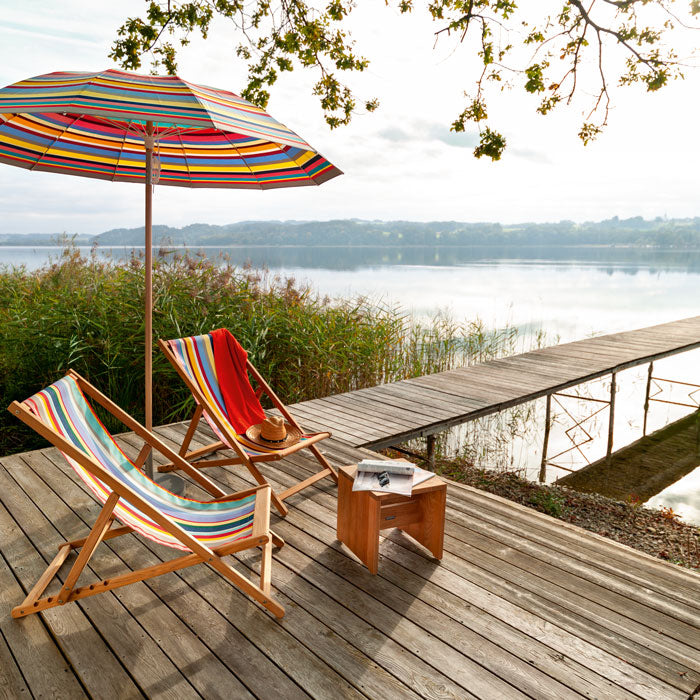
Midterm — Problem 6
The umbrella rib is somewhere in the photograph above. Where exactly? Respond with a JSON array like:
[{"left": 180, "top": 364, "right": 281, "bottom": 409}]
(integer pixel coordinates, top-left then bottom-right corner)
[
  {"left": 220, "top": 131, "right": 263, "bottom": 191},
  {"left": 112, "top": 120, "right": 133, "bottom": 182},
  {"left": 28, "top": 113, "right": 83, "bottom": 172},
  {"left": 174, "top": 129, "right": 194, "bottom": 186}
]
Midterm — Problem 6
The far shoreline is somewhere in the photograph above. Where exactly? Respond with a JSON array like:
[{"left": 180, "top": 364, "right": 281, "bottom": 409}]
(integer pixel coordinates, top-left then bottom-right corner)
[{"left": 3, "top": 242, "right": 700, "bottom": 251}]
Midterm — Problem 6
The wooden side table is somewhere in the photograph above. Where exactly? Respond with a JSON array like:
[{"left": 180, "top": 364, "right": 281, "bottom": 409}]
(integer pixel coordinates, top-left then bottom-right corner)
[{"left": 336, "top": 464, "right": 446, "bottom": 574}]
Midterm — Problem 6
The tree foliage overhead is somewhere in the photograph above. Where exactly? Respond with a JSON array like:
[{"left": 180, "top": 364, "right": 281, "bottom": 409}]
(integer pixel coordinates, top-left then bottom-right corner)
[{"left": 111, "top": 1, "right": 699, "bottom": 159}]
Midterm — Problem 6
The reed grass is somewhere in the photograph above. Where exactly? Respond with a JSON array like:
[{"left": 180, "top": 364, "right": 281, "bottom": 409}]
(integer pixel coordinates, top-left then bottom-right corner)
[{"left": 0, "top": 246, "right": 520, "bottom": 455}]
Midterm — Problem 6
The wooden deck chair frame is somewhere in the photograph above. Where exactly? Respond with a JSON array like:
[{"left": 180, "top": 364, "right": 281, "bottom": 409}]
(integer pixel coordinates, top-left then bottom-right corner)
[
  {"left": 158, "top": 338, "right": 338, "bottom": 517},
  {"left": 8, "top": 370, "right": 284, "bottom": 620}
]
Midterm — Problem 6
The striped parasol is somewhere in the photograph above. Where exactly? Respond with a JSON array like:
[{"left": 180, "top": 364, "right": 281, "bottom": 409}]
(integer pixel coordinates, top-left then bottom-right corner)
[
  {"left": 0, "top": 69, "right": 341, "bottom": 187},
  {"left": 0, "top": 69, "right": 342, "bottom": 478}
]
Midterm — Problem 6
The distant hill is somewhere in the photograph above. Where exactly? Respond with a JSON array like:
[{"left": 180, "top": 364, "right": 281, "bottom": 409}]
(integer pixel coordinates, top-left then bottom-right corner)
[
  {"left": 93, "top": 217, "right": 700, "bottom": 248},
  {"left": 0, "top": 233, "right": 92, "bottom": 246},
  {"left": 3, "top": 217, "right": 700, "bottom": 248}
]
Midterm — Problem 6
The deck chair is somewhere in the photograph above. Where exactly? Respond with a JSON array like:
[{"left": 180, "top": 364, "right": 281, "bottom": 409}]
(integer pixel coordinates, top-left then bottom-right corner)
[
  {"left": 8, "top": 370, "right": 284, "bottom": 620},
  {"left": 158, "top": 332, "right": 338, "bottom": 517}
]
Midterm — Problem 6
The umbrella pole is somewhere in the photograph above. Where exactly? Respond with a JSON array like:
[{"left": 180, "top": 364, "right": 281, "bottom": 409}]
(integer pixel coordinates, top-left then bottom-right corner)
[
  {"left": 144, "top": 122, "right": 154, "bottom": 477},
  {"left": 143, "top": 123, "right": 185, "bottom": 494}
]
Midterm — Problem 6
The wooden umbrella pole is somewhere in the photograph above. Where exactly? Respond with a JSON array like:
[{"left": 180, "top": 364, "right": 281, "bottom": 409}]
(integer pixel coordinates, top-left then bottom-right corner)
[{"left": 144, "top": 121, "right": 154, "bottom": 477}]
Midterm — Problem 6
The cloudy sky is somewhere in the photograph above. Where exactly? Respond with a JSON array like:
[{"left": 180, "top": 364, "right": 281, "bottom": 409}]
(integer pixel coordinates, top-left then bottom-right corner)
[{"left": 1, "top": 1, "right": 699, "bottom": 234}]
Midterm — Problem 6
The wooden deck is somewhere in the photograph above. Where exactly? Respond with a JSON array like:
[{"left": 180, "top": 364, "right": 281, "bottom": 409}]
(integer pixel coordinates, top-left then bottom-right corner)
[
  {"left": 1, "top": 421, "right": 699, "bottom": 699},
  {"left": 289, "top": 315, "right": 700, "bottom": 450}
]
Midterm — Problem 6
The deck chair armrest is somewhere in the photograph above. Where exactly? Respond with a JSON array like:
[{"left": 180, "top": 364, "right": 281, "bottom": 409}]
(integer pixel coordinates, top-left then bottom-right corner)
[{"left": 261, "top": 431, "right": 331, "bottom": 459}]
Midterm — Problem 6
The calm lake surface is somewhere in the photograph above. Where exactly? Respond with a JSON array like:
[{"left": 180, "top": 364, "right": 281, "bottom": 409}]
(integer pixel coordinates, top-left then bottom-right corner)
[{"left": 4, "top": 243, "right": 700, "bottom": 523}]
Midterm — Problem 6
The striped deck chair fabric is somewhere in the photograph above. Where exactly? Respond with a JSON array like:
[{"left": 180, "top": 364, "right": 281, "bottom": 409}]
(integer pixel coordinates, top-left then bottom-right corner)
[
  {"left": 166, "top": 333, "right": 310, "bottom": 454},
  {"left": 25, "top": 376, "right": 257, "bottom": 552}
]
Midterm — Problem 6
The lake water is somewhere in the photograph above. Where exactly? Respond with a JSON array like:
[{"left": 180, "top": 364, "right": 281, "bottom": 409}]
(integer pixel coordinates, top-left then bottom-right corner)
[{"left": 4, "top": 243, "right": 700, "bottom": 523}]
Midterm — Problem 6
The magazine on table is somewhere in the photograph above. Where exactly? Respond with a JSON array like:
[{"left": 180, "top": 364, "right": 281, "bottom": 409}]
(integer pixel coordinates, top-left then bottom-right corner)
[{"left": 352, "top": 459, "right": 434, "bottom": 496}]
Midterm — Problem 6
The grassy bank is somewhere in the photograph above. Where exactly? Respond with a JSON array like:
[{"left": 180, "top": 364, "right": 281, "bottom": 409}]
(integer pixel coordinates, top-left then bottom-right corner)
[{"left": 0, "top": 247, "right": 519, "bottom": 455}]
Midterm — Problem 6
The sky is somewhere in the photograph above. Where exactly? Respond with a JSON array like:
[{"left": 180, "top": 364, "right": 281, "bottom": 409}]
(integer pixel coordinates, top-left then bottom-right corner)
[{"left": 0, "top": 0, "right": 699, "bottom": 234}]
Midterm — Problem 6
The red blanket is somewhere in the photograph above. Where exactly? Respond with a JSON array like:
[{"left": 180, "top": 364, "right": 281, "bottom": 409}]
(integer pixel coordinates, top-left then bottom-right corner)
[{"left": 210, "top": 328, "right": 266, "bottom": 433}]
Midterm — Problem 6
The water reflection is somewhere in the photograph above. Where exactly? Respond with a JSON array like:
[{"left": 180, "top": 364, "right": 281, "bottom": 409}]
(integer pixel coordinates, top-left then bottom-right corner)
[{"left": 4, "top": 243, "right": 700, "bottom": 274}]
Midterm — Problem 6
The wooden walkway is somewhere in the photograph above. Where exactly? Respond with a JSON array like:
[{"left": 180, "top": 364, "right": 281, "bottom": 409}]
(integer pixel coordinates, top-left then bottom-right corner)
[
  {"left": 289, "top": 315, "right": 700, "bottom": 451},
  {"left": 1, "top": 421, "right": 699, "bottom": 699}
]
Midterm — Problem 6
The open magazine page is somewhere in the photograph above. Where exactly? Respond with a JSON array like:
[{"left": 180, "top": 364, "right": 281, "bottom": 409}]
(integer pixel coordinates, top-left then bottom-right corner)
[
  {"left": 352, "top": 469, "right": 414, "bottom": 496},
  {"left": 356, "top": 460, "right": 415, "bottom": 476},
  {"left": 352, "top": 460, "right": 436, "bottom": 495}
]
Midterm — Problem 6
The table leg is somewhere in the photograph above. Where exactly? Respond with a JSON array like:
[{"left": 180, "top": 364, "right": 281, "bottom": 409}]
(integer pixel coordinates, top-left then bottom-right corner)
[
  {"left": 400, "top": 487, "right": 446, "bottom": 560},
  {"left": 337, "top": 473, "right": 381, "bottom": 574}
]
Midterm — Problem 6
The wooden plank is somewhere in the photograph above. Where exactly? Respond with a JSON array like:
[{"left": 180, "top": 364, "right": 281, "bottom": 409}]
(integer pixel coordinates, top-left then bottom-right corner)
[
  {"left": 0, "top": 628, "right": 32, "bottom": 699},
  {"left": 444, "top": 490, "right": 700, "bottom": 625},
  {"left": 0, "top": 467, "right": 143, "bottom": 700},
  {"left": 275, "top": 452, "right": 699, "bottom": 695},
  {"left": 445, "top": 483, "right": 700, "bottom": 607},
  {"left": 288, "top": 401, "right": 378, "bottom": 438},
  {"left": 366, "top": 383, "right": 483, "bottom": 414},
  {"left": 442, "top": 487, "right": 700, "bottom": 591},
  {"left": 234, "top": 449, "right": 700, "bottom": 695},
  {"left": 0, "top": 541, "right": 87, "bottom": 699},
  {"left": 409, "top": 374, "right": 533, "bottom": 401},
  {"left": 440, "top": 504, "right": 700, "bottom": 648},
  {"left": 382, "top": 529, "right": 700, "bottom": 695},
  {"left": 286, "top": 407, "right": 366, "bottom": 445},
  {"left": 308, "top": 396, "right": 419, "bottom": 432},
  {"left": 134, "top": 432, "right": 530, "bottom": 698},
  {"left": 281, "top": 510, "right": 672, "bottom": 700},
  {"left": 0, "top": 456, "right": 201, "bottom": 700},
  {"left": 323, "top": 389, "right": 455, "bottom": 426},
  {"left": 267, "top": 524, "right": 530, "bottom": 698},
  {"left": 233, "top": 531, "right": 466, "bottom": 700},
  {"left": 289, "top": 400, "right": 384, "bottom": 436},
  {"left": 185, "top": 441, "right": 691, "bottom": 699},
  {"left": 316, "top": 395, "right": 424, "bottom": 430}
]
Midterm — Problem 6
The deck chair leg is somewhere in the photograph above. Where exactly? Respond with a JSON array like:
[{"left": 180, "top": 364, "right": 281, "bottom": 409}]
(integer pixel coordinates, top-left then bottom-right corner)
[
  {"left": 134, "top": 443, "right": 152, "bottom": 469},
  {"left": 259, "top": 538, "right": 273, "bottom": 596},
  {"left": 180, "top": 404, "right": 203, "bottom": 456},
  {"left": 245, "top": 461, "right": 288, "bottom": 517},
  {"left": 269, "top": 529, "right": 284, "bottom": 548},
  {"left": 309, "top": 444, "right": 338, "bottom": 484},
  {"left": 14, "top": 533, "right": 284, "bottom": 619},
  {"left": 57, "top": 492, "right": 120, "bottom": 604},
  {"left": 15, "top": 544, "right": 73, "bottom": 614}
]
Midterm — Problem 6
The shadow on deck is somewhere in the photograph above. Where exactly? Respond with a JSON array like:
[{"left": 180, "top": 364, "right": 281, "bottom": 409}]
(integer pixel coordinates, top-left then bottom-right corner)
[{"left": 1, "top": 421, "right": 699, "bottom": 699}]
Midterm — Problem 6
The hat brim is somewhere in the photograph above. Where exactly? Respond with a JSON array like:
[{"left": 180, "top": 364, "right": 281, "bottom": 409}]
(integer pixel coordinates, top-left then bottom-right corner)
[{"left": 245, "top": 421, "right": 302, "bottom": 450}]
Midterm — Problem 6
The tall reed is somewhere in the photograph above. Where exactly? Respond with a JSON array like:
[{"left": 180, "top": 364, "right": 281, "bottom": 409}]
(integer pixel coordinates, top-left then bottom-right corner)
[{"left": 0, "top": 247, "right": 520, "bottom": 455}]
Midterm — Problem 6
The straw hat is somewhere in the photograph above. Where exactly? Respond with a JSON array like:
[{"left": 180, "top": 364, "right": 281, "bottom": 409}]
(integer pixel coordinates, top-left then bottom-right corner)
[{"left": 245, "top": 416, "right": 302, "bottom": 449}]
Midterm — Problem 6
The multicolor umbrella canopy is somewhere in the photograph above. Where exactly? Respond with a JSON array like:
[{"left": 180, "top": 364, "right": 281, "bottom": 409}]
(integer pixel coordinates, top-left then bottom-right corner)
[
  {"left": 0, "top": 69, "right": 341, "bottom": 188},
  {"left": 0, "top": 70, "right": 342, "bottom": 479}
]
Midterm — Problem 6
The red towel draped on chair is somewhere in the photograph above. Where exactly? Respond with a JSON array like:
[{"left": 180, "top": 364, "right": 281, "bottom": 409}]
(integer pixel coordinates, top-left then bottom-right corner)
[{"left": 210, "top": 328, "right": 266, "bottom": 433}]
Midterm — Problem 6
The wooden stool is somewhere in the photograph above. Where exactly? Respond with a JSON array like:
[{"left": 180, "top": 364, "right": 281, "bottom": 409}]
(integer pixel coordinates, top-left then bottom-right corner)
[{"left": 337, "top": 464, "right": 446, "bottom": 574}]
